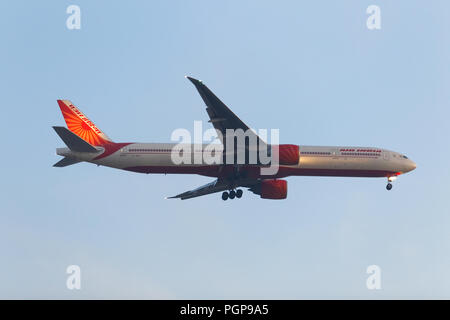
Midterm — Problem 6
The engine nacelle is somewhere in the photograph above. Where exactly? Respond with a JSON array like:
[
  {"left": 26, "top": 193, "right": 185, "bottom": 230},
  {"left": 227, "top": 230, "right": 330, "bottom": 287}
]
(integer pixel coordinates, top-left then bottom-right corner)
[
  {"left": 272, "top": 144, "right": 300, "bottom": 165},
  {"left": 260, "top": 179, "right": 288, "bottom": 199}
]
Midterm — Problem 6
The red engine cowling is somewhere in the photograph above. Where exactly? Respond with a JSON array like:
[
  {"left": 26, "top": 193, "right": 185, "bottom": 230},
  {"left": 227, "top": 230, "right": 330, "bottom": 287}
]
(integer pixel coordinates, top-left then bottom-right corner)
[
  {"left": 261, "top": 179, "right": 288, "bottom": 199},
  {"left": 273, "top": 144, "right": 300, "bottom": 165}
]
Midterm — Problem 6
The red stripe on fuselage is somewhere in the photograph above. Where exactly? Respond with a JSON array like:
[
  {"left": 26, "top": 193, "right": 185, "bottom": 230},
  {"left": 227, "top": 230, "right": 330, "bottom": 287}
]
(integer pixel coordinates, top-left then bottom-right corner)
[
  {"left": 94, "top": 142, "right": 132, "bottom": 160},
  {"left": 121, "top": 165, "right": 397, "bottom": 179}
]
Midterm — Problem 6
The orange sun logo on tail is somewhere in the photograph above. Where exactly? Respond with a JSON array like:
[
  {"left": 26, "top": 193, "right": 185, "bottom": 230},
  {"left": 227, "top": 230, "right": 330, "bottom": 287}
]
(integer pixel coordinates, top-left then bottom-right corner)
[{"left": 57, "top": 100, "right": 112, "bottom": 146}]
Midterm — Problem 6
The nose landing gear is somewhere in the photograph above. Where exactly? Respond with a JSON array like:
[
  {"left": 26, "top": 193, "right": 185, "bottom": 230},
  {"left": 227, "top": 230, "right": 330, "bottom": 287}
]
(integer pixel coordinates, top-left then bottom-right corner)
[
  {"left": 386, "top": 176, "right": 397, "bottom": 191},
  {"left": 222, "top": 189, "right": 243, "bottom": 200}
]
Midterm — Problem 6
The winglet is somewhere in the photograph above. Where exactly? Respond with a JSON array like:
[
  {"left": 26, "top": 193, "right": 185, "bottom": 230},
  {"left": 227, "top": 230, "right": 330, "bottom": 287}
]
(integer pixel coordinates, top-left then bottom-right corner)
[{"left": 185, "top": 76, "right": 202, "bottom": 85}]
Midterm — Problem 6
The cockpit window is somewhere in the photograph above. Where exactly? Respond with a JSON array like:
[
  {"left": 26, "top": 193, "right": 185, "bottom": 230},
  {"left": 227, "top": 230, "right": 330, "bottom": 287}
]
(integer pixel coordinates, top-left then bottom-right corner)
[{"left": 402, "top": 155, "right": 408, "bottom": 159}]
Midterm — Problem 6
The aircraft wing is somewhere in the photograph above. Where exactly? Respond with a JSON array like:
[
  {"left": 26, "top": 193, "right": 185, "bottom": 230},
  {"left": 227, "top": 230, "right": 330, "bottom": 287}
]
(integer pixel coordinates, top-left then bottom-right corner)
[
  {"left": 167, "top": 178, "right": 259, "bottom": 200},
  {"left": 186, "top": 76, "right": 266, "bottom": 147},
  {"left": 166, "top": 178, "right": 230, "bottom": 200}
]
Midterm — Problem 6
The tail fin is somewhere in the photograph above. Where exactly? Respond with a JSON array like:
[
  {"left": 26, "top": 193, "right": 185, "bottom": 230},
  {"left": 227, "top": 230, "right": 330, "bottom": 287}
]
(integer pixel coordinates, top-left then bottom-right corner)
[
  {"left": 53, "top": 126, "right": 99, "bottom": 152},
  {"left": 57, "top": 100, "right": 112, "bottom": 146}
]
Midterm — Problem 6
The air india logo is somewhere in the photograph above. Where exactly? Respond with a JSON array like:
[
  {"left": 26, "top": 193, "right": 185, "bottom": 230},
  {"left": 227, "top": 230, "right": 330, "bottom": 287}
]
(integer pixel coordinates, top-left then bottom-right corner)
[{"left": 58, "top": 100, "right": 110, "bottom": 146}]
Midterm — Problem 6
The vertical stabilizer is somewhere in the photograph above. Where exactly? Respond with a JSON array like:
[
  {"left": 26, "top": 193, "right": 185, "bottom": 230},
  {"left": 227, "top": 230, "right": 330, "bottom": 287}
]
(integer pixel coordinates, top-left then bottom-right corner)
[{"left": 57, "top": 100, "right": 112, "bottom": 146}]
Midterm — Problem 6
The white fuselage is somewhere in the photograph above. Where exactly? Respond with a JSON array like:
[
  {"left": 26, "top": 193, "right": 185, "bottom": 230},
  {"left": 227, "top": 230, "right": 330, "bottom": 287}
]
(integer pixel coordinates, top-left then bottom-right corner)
[{"left": 58, "top": 143, "right": 416, "bottom": 179}]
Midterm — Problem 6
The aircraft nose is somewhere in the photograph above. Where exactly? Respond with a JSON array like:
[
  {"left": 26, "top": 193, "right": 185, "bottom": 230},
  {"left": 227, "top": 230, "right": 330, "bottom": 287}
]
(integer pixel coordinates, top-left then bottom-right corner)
[{"left": 407, "top": 159, "right": 417, "bottom": 172}]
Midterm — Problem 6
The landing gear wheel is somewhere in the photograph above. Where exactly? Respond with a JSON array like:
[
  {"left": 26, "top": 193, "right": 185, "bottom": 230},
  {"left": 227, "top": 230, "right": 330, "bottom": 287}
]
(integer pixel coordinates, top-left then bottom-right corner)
[
  {"left": 386, "top": 183, "right": 393, "bottom": 191},
  {"left": 236, "top": 189, "right": 243, "bottom": 198},
  {"left": 229, "top": 190, "right": 236, "bottom": 199},
  {"left": 222, "top": 192, "right": 229, "bottom": 201}
]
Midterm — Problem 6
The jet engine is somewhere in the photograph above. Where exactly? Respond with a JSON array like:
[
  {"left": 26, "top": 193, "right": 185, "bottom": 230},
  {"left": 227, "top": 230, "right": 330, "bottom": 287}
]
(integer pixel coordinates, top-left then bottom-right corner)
[
  {"left": 274, "top": 144, "right": 300, "bottom": 165},
  {"left": 249, "top": 179, "right": 288, "bottom": 199}
]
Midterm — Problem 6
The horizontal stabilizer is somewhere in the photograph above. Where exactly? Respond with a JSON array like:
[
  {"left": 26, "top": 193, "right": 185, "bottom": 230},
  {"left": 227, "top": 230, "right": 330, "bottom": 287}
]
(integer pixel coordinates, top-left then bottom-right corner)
[
  {"left": 53, "top": 126, "right": 99, "bottom": 153},
  {"left": 53, "top": 157, "right": 81, "bottom": 167}
]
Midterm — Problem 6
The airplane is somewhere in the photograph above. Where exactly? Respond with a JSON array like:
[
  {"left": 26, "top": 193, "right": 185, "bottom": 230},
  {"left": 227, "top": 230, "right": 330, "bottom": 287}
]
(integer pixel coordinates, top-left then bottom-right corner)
[{"left": 53, "top": 76, "right": 416, "bottom": 200}]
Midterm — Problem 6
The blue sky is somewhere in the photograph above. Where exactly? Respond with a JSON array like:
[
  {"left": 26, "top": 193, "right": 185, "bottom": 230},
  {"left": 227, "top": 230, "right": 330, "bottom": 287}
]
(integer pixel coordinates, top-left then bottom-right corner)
[{"left": 1, "top": 0, "right": 449, "bottom": 298}]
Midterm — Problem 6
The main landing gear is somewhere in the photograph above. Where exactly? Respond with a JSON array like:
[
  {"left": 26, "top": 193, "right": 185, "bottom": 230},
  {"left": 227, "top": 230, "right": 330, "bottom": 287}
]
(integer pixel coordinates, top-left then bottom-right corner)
[
  {"left": 222, "top": 189, "right": 243, "bottom": 201},
  {"left": 386, "top": 176, "right": 397, "bottom": 191}
]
